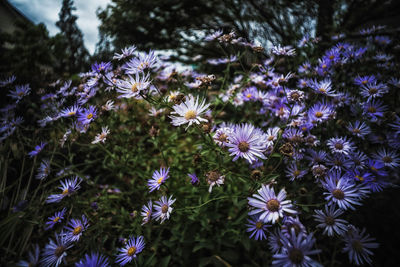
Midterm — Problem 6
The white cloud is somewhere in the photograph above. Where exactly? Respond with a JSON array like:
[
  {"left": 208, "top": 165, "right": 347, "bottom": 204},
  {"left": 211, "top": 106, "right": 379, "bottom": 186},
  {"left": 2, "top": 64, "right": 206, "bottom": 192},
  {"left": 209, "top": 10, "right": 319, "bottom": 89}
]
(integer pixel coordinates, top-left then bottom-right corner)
[{"left": 9, "top": 0, "right": 111, "bottom": 54}]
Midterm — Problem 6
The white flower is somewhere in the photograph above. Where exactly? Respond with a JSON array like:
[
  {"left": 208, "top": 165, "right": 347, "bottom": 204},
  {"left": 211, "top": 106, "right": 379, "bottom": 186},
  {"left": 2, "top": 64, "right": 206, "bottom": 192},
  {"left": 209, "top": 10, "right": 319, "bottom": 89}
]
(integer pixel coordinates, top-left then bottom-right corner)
[
  {"left": 169, "top": 95, "right": 210, "bottom": 130},
  {"left": 102, "top": 100, "right": 115, "bottom": 111},
  {"left": 92, "top": 126, "right": 110, "bottom": 144},
  {"left": 116, "top": 72, "right": 151, "bottom": 99}
]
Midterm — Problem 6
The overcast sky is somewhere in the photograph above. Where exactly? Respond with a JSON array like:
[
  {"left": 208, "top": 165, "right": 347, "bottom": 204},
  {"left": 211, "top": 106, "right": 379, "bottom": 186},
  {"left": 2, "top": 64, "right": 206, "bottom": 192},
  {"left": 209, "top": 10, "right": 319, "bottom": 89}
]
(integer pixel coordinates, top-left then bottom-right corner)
[{"left": 9, "top": 0, "right": 111, "bottom": 54}]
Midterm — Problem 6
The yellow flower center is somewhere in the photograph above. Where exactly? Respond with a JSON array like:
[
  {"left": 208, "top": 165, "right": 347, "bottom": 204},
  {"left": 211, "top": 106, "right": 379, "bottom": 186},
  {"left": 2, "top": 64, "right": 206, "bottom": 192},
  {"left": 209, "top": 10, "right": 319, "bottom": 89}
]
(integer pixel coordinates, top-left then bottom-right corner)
[
  {"left": 127, "top": 246, "right": 137, "bottom": 256},
  {"left": 53, "top": 216, "right": 60, "bottom": 223},
  {"left": 266, "top": 199, "right": 280, "bottom": 212},
  {"left": 184, "top": 110, "right": 197, "bottom": 120},
  {"left": 318, "top": 88, "right": 326, "bottom": 93},
  {"left": 255, "top": 221, "right": 263, "bottom": 229},
  {"left": 157, "top": 176, "right": 164, "bottom": 184},
  {"left": 62, "top": 188, "right": 69, "bottom": 195},
  {"left": 73, "top": 226, "right": 82, "bottom": 235},
  {"left": 315, "top": 111, "right": 323, "bottom": 118},
  {"left": 86, "top": 113, "right": 93, "bottom": 119},
  {"left": 131, "top": 83, "right": 139, "bottom": 92},
  {"left": 68, "top": 111, "right": 75, "bottom": 116},
  {"left": 355, "top": 175, "right": 364, "bottom": 181},
  {"left": 246, "top": 93, "right": 252, "bottom": 98}
]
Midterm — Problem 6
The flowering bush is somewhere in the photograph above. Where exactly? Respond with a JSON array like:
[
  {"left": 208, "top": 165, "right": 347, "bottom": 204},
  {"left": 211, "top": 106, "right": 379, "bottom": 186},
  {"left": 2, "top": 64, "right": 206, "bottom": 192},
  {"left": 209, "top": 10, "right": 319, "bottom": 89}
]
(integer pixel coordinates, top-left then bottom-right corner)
[{"left": 1, "top": 26, "right": 400, "bottom": 266}]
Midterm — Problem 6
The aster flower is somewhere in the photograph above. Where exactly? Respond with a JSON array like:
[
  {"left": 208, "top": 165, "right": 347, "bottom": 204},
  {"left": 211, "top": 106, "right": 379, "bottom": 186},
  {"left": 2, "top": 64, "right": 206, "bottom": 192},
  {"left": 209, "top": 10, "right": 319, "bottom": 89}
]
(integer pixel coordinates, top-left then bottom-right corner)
[
  {"left": 313, "top": 205, "right": 348, "bottom": 236},
  {"left": 272, "top": 229, "right": 322, "bottom": 267},
  {"left": 241, "top": 86, "right": 257, "bottom": 101},
  {"left": 349, "top": 151, "right": 369, "bottom": 170},
  {"left": 347, "top": 121, "right": 371, "bottom": 138},
  {"left": 116, "top": 72, "right": 151, "bottom": 99},
  {"left": 92, "top": 62, "right": 112, "bottom": 73},
  {"left": 248, "top": 185, "right": 297, "bottom": 224},
  {"left": 268, "top": 229, "right": 284, "bottom": 253},
  {"left": 308, "top": 101, "right": 335, "bottom": 124},
  {"left": 17, "top": 244, "right": 40, "bottom": 267},
  {"left": 285, "top": 162, "right": 307, "bottom": 181},
  {"left": 271, "top": 44, "right": 296, "bottom": 56},
  {"left": 36, "top": 159, "right": 51, "bottom": 180},
  {"left": 46, "top": 176, "right": 82, "bottom": 204},
  {"left": 310, "top": 79, "right": 336, "bottom": 96},
  {"left": 360, "top": 82, "right": 388, "bottom": 100},
  {"left": 354, "top": 75, "right": 376, "bottom": 86},
  {"left": 205, "top": 170, "right": 225, "bottom": 193},
  {"left": 140, "top": 200, "right": 152, "bottom": 225},
  {"left": 113, "top": 45, "right": 137, "bottom": 61},
  {"left": 286, "top": 89, "right": 305, "bottom": 103},
  {"left": 147, "top": 167, "right": 170, "bottom": 192},
  {"left": 213, "top": 127, "right": 233, "bottom": 147},
  {"left": 265, "top": 127, "right": 280, "bottom": 146},
  {"left": 77, "top": 105, "right": 97, "bottom": 126},
  {"left": 0, "top": 75, "right": 16, "bottom": 87},
  {"left": 40, "top": 231, "right": 73, "bottom": 267},
  {"left": 246, "top": 216, "right": 270, "bottom": 240},
  {"left": 226, "top": 123, "right": 267, "bottom": 164},
  {"left": 363, "top": 99, "right": 387, "bottom": 122},
  {"left": 8, "top": 84, "right": 31, "bottom": 102},
  {"left": 28, "top": 142, "right": 47, "bottom": 158},
  {"left": 124, "top": 50, "right": 157, "bottom": 74},
  {"left": 342, "top": 225, "right": 379, "bottom": 266},
  {"left": 116, "top": 236, "right": 145, "bottom": 266},
  {"left": 367, "top": 159, "right": 387, "bottom": 177},
  {"left": 102, "top": 100, "right": 115, "bottom": 111},
  {"left": 281, "top": 216, "right": 307, "bottom": 238},
  {"left": 326, "top": 153, "right": 352, "bottom": 171},
  {"left": 92, "top": 126, "right": 110, "bottom": 144},
  {"left": 64, "top": 215, "right": 89, "bottom": 242},
  {"left": 372, "top": 148, "right": 400, "bottom": 169},
  {"left": 205, "top": 29, "right": 223, "bottom": 41},
  {"left": 305, "top": 149, "right": 328, "bottom": 165},
  {"left": 152, "top": 195, "right": 176, "bottom": 224},
  {"left": 345, "top": 169, "right": 373, "bottom": 183},
  {"left": 60, "top": 104, "right": 81, "bottom": 117},
  {"left": 169, "top": 95, "right": 210, "bottom": 130},
  {"left": 322, "top": 171, "right": 363, "bottom": 210},
  {"left": 327, "top": 136, "right": 353, "bottom": 155},
  {"left": 188, "top": 173, "right": 199, "bottom": 186},
  {"left": 76, "top": 252, "right": 110, "bottom": 267},
  {"left": 45, "top": 208, "right": 67, "bottom": 230}
]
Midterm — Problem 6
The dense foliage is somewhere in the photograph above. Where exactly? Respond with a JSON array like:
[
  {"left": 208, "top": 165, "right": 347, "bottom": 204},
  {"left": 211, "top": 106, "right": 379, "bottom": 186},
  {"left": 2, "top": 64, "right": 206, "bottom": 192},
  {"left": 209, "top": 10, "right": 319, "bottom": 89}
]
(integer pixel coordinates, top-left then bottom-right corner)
[{"left": 1, "top": 24, "right": 400, "bottom": 267}]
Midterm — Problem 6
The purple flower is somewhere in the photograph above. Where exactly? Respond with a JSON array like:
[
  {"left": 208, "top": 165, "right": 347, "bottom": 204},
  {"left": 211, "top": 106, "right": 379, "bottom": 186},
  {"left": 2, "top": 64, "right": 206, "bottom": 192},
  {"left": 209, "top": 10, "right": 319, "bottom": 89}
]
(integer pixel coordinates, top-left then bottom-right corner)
[
  {"left": 354, "top": 75, "right": 376, "bottom": 86},
  {"left": 342, "top": 225, "right": 379, "bottom": 266},
  {"left": 347, "top": 121, "right": 371, "bottom": 139},
  {"left": 322, "top": 171, "right": 364, "bottom": 210},
  {"left": 310, "top": 79, "right": 336, "bottom": 96},
  {"left": 17, "top": 243, "right": 40, "bottom": 267},
  {"left": 272, "top": 229, "right": 321, "bottom": 267},
  {"left": 308, "top": 101, "right": 335, "bottom": 124},
  {"left": 76, "top": 252, "right": 110, "bottom": 267},
  {"left": 60, "top": 104, "right": 81, "bottom": 117},
  {"left": 123, "top": 50, "right": 157, "bottom": 74},
  {"left": 327, "top": 136, "right": 353, "bottom": 155},
  {"left": 226, "top": 123, "right": 267, "bottom": 164},
  {"left": 188, "top": 173, "right": 199, "bottom": 186},
  {"left": 64, "top": 215, "right": 89, "bottom": 242},
  {"left": 77, "top": 105, "right": 97, "bottom": 125},
  {"left": 46, "top": 176, "right": 82, "bottom": 204},
  {"left": 248, "top": 185, "right": 297, "bottom": 224},
  {"left": 147, "top": 167, "right": 170, "bottom": 192},
  {"left": 285, "top": 162, "right": 307, "bottom": 181},
  {"left": 36, "top": 159, "right": 51, "bottom": 180},
  {"left": 113, "top": 45, "right": 137, "bottom": 61},
  {"left": 140, "top": 200, "right": 152, "bottom": 225},
  {"left": 241, "top": 86, "right": 258, "bottom": 101},
  {"left": 28, "top": 142, "right": 47, "bottom": 158},
  {"left": 363, "top": 100, "right": 387, "bottom": 122},
  {"left": 45, "top": 208, "right": 66, "bottom": 230},
  {"left": 116, "top": 236, "right": 145, "bottom": 266},
  {"left": 360, "top": 82, "right": 388, "bottom": 100},
  {"left": 92, "top": 62, "right": 112, "bottom": 73},
  {"left": 246, "top": 216, "right": 270, "bottom": 240},
  {"left": 372, "top": 148, "right": 400, "bottom": 169},
  {"left": 152, "top": 195, "right": 176, "bottom": 224},
  {"left": 8, "top": 84, "right": 31, "bottom": 102},
  {"left": 313, "top": 205, "right": 348, "bottom": 236},
  {"left": 40, "top": 231, "right": 73, "bottom": 267}
]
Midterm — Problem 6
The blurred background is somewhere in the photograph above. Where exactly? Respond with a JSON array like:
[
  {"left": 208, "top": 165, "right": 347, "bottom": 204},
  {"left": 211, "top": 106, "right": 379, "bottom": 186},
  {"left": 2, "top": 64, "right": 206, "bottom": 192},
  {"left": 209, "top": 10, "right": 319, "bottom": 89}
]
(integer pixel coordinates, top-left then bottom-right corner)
[{"left": 2, "top": 0, "right": 400, "bottom": 87}]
